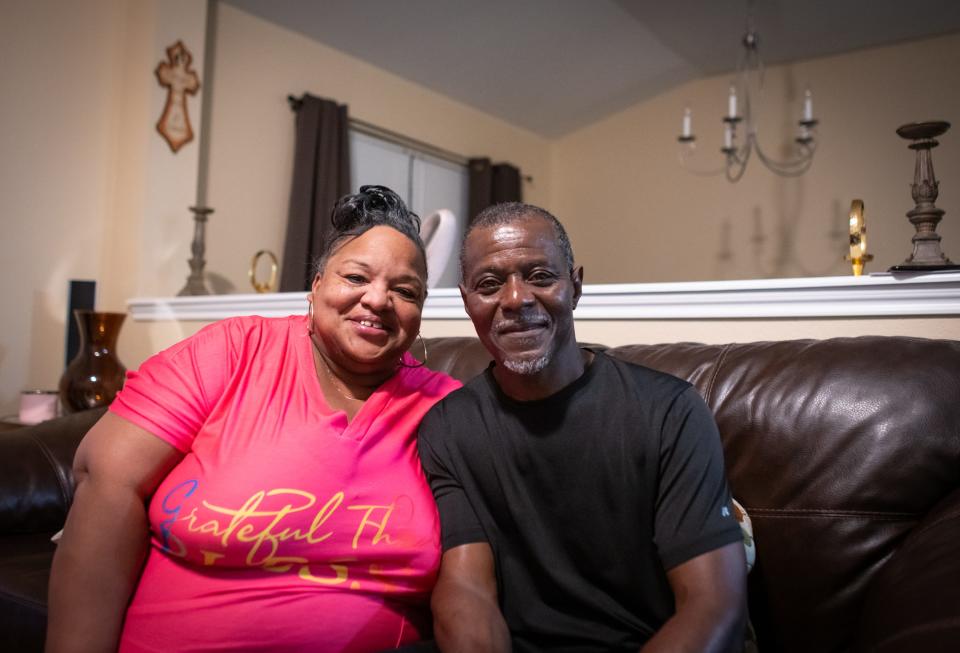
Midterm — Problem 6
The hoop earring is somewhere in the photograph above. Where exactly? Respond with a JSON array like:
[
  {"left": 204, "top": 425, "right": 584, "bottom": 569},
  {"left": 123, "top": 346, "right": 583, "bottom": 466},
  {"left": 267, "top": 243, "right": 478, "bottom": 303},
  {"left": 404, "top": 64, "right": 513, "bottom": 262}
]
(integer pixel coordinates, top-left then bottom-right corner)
[
  {"left": 400, "top": 333, "right": 428, "bottom": 368},
  {"left": 418, "top": 333, "right": 428, "bottom": 365}
]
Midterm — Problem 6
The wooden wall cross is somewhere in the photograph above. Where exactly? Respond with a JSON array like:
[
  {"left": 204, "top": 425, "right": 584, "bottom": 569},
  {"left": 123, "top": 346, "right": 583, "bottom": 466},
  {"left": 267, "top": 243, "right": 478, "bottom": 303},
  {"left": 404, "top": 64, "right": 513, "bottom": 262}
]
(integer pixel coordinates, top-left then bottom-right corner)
[{"left": 155, "top": 40, "right": 200, "bottom": 153}]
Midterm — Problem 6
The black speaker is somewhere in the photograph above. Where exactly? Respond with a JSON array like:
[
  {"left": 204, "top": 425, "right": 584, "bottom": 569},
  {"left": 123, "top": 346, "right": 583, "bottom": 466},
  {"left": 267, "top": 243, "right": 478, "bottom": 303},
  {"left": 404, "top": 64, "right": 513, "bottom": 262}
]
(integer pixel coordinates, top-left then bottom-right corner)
[{"left": 65, "top": 280, "right": 96, "bottom": 368}]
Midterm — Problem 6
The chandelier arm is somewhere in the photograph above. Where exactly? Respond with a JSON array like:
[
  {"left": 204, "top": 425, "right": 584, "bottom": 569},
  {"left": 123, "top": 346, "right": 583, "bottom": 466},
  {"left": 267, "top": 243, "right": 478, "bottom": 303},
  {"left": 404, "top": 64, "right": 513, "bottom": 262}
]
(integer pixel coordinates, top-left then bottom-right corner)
[
  {"left": 725, "top": 141, "right": 752, "bottom": 183},
  {"left": 752, "top": 138, "right": 815, "bottom": 176},
  {"left": 754, "top": 151, "right": 808, "bottom": 172},
  {"left": 755, "top": 50, "right": 765, "bottom": 91},
  {"left": 753, "top": 153, "right": 813, "bottom": 177}
]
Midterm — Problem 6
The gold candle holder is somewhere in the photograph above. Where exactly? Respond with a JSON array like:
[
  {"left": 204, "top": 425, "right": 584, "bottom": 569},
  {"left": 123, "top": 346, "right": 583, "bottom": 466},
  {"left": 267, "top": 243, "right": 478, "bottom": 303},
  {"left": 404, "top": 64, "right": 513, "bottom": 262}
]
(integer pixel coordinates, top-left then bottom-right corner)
[
  {"left": 845, "top": 199, "right": 873, "bottom": 276},
  {"left": 249, "top": 250, "right": 278, "bottom": 293}
]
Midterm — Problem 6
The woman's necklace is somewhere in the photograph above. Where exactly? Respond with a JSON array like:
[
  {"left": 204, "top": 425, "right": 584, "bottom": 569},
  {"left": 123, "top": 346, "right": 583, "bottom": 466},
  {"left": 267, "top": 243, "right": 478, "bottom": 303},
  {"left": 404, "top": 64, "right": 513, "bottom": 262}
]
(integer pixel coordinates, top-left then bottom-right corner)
[{"left": 310, "top": 337, "right": 366, "bottom": 402}]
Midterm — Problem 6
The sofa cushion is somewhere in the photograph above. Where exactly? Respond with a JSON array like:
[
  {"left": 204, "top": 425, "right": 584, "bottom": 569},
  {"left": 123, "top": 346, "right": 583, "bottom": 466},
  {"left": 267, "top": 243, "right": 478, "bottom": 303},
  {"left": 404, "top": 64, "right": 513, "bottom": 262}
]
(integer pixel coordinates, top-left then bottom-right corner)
[
  {"left": 0, "top": 408, "right": 104, "bottom": 535},
  {"left": 855, "top": 487, "right": 960, "bottom": 652},
  {"left": 0, "top": 409, "right": 104, "bottom": 653},
  {"left": 607, "top": 336, "right": 960, "bottom": 652},
  {"left": 0, "top": 532, "right": 57, "bottom": 652}
]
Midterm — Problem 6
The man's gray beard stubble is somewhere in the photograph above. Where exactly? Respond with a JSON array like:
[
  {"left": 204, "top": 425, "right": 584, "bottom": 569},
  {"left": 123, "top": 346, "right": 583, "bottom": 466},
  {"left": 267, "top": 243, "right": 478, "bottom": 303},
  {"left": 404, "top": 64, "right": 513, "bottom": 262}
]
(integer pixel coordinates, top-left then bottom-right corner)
[{"left": 502, "top": 355, "right": 550, "bottom": 375}]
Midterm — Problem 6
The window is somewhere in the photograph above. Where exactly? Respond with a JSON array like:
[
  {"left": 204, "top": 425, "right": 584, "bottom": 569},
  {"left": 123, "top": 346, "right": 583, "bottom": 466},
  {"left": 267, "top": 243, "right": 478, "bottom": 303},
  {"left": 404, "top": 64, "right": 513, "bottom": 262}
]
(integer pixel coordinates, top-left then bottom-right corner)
[{"left": 350, "top": 131, "right": 468, "bottom": 287}]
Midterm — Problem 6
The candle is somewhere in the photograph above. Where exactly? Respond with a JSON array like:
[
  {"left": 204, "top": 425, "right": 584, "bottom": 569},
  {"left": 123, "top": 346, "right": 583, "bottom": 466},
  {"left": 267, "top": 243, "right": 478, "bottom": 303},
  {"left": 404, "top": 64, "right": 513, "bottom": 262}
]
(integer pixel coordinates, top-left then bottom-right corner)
[
  {"left": 803, "top": 89, "right": 813, "bottom": 122},
  {"left": 682, "top": 107, "right": 692, "bottom": 138},
  {"left": 728, "top": 86, "right": 738, "bottom": 118},
  {"left": 724, "top": 123, "right": 733, "bottom": 149}
]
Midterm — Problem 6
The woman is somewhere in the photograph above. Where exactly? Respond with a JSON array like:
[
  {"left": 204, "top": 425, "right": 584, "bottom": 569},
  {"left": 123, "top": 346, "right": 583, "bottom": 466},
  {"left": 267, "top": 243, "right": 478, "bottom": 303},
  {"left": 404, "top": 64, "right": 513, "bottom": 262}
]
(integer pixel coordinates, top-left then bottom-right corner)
[{"left": 47, "top": 186, "right": 461, "bottom": 652}]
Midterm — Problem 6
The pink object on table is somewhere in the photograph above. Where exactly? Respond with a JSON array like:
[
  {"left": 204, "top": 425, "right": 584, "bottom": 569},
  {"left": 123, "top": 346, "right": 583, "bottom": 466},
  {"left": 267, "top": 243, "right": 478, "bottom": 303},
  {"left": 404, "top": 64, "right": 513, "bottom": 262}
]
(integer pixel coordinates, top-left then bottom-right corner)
[{"left": 19, "top": 391, "right": 58, "bottom": 424}]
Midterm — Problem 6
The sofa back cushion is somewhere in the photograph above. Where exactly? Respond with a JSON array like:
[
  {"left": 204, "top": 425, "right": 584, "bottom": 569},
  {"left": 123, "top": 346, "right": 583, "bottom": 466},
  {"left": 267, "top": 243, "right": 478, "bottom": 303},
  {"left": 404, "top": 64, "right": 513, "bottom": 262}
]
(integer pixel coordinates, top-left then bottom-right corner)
[
  {"left": 0, "top": 408, "right": 105, "bottom": 534},
  {"left": 606, "top": 337, "right": 960, "bottom": 652}
]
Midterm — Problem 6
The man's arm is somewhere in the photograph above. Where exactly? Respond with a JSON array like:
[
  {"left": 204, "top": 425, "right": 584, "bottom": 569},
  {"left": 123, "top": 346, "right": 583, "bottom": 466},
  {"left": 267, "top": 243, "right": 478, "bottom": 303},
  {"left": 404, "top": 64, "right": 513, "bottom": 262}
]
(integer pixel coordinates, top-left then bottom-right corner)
[
  {"left": 641, "top": 541, "right": 747, "bottom": 653},
  {"left": 432, "top": 543, "right": 511, "bottom": 653},
  {"left": 418, "top": 404, "right": 510, "bottom": 651}
]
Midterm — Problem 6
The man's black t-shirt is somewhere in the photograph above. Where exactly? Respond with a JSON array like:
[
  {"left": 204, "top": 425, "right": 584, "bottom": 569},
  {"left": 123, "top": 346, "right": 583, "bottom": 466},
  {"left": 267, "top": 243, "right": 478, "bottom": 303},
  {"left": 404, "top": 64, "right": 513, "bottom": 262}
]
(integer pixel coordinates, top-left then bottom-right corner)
[{"left": 418, "top": 350, "right": 741, "bottom": 652}]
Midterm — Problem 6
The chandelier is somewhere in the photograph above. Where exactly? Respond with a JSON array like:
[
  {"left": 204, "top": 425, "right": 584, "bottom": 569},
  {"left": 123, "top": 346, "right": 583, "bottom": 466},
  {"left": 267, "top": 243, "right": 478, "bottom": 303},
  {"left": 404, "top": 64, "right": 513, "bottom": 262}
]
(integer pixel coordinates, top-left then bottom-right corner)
[{"left": 677, "top": 29, "right": 819, "bottom": 182}]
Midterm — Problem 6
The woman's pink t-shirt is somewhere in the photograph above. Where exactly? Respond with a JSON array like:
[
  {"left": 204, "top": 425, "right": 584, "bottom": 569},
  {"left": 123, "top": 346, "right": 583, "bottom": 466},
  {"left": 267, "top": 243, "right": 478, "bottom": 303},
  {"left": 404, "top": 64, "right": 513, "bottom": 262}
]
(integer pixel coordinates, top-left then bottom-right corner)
[{"left": 109, "top": 315, "right": 460, "bottom": 652}]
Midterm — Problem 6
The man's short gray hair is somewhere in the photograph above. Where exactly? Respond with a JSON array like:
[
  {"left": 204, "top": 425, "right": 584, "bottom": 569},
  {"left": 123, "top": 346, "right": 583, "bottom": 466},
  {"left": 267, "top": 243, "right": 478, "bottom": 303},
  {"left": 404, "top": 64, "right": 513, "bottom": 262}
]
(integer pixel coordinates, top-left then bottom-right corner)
[{"left": 459, "top": 202, "right": 575, "bottom": 281}]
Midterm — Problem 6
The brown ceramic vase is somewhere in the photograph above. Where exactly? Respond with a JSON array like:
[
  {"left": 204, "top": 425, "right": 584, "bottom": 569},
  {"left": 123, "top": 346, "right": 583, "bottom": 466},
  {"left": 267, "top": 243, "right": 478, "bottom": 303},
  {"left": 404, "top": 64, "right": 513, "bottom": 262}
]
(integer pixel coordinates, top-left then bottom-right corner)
[{"left": 59, "top": 310, "right": 127, "bottom": 413}]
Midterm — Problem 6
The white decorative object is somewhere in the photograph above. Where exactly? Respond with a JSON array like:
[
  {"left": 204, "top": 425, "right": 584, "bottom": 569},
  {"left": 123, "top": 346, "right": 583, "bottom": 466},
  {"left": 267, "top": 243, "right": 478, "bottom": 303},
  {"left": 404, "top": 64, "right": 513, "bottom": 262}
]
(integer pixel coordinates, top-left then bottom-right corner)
[{"left": 420, "top": 209, "right": 459, "bottom": 288}]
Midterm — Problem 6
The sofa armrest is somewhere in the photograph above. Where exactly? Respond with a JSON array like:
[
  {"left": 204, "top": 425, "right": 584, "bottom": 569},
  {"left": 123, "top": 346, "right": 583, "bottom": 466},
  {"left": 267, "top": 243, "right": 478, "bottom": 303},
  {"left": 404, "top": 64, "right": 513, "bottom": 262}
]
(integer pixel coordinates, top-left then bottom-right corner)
[
  {"left": 854, "top": 487, "right": 960, "bottom": 652},
  {"left": 0, "top": 408, "right": 105, "bottom": 535}
]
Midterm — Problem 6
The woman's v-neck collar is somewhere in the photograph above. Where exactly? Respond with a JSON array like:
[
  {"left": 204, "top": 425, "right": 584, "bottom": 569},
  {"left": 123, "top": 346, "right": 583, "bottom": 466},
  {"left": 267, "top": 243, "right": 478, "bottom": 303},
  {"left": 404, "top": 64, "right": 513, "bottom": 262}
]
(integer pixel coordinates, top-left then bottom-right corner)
[{"left": 295, "top": 317, "right": 403, "bottom": 441}]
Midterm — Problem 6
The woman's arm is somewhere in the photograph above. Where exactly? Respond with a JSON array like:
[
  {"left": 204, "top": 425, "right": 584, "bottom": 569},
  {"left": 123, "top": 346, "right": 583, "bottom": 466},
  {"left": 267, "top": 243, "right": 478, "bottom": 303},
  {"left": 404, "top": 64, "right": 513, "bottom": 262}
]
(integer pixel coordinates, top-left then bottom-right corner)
[
  {"left": 432, "top": 543, "right": 511, "bottom": 653},
  {"left": 46, "top": 412, "right": 184, "bottom": 653}
]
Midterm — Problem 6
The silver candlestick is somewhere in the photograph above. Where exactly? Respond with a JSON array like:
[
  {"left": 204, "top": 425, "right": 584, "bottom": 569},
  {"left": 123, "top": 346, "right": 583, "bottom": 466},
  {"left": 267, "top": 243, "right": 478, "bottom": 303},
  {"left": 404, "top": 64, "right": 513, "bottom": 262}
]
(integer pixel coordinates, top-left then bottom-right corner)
[{"left": 177, "top": 205, "right": 214, "bottom": 295}]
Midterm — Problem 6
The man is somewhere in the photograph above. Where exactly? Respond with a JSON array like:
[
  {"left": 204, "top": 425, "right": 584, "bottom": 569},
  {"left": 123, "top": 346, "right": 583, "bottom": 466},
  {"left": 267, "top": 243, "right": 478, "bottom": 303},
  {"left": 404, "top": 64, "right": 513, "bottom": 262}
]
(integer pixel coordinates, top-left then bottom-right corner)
[{"left": 417, "top": 202, "right": 747, "bottom": 652}]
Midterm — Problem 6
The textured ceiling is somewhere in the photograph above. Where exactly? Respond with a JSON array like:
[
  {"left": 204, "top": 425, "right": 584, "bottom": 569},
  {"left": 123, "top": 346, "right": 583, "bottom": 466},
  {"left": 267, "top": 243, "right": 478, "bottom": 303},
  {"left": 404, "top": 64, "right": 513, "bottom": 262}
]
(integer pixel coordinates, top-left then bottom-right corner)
[{"left": 223, "top": 0, "right": 960, "bottom": 137}]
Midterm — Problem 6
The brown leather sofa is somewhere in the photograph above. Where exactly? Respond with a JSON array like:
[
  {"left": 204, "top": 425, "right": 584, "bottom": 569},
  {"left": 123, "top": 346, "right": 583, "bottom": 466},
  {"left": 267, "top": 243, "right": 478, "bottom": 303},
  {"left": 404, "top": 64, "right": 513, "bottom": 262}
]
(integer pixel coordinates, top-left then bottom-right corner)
[{"left": 2, "top": 335, "right": 958, "bottom": 652}]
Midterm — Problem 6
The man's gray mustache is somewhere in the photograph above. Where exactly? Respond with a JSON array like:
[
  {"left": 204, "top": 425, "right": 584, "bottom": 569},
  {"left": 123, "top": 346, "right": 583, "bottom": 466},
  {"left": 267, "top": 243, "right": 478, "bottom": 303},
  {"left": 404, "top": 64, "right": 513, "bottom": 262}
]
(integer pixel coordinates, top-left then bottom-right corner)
[{"left": 494, "top": 318, "right": 549, "bottom": 333}]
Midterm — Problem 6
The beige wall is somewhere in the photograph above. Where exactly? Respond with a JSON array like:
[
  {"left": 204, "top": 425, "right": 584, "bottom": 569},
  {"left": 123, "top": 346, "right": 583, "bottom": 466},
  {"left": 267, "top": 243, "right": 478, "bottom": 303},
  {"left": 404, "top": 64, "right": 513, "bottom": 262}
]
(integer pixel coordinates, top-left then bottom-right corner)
[
  {"left": 1, "top": 2, "right": 118, "bottom": 414},
  {"left": 199, "top": 3, "right": 552, "bottom": 296},
  {"left": 0, "top": 0, "right": 207, "bottom": 415},
  {"left": 2, "top": 0, "right": 138, "bottom": 415},
  {"left": 565, "top": 316, "right": 959, "bottom": 346},
  {"left": 551, "top": 33, "right": 960, "bottom": 283}
]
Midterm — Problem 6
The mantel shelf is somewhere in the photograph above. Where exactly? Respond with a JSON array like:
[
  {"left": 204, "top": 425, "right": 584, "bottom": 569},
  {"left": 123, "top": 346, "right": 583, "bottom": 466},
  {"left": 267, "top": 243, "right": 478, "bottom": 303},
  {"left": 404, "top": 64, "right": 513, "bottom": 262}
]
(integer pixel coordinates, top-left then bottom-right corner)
[{"left": 128, "top": 272, "right": 960, "bottom": 322}]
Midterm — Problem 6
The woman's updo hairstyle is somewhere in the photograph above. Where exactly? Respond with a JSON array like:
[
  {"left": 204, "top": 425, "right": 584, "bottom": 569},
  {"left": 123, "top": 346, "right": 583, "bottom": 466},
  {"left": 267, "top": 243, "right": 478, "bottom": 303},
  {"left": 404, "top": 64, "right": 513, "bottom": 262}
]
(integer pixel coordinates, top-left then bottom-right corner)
[{"left": 313, "top": 185, "right": 426, "bottom": 277}]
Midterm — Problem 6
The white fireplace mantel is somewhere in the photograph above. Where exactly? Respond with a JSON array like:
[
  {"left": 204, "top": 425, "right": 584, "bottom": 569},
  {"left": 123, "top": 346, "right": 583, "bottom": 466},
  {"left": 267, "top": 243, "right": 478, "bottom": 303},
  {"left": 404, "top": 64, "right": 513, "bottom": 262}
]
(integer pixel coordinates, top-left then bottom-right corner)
[{"left": 128, "top": 272, "right": 960, "bottom": 322}]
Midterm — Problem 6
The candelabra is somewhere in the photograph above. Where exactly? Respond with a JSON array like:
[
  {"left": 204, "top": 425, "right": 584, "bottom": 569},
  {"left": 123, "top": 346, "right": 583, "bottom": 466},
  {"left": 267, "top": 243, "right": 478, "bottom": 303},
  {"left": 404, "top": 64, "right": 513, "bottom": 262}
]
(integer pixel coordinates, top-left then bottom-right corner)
[
  {"left": 889, "top": 121, "right": 958, "bottom": 271},
  {"left": 678, "top": 30, "right": 819, "bottom": 182},
  {"left": 177, "top": 205, "right": 213, "bottom": 296}
]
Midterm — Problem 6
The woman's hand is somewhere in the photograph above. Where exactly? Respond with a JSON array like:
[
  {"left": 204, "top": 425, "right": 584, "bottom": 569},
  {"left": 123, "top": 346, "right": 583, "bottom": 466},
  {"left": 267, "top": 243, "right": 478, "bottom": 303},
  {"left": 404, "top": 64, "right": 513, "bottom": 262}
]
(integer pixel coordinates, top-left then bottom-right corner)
[{"left": 46, "top": 412, "right": 183, "bottom": 653}]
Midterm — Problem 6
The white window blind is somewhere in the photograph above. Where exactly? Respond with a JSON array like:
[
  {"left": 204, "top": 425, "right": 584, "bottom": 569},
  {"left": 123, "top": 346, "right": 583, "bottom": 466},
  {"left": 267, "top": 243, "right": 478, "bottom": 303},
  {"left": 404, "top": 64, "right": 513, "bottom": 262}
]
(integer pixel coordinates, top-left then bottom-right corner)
[{"left": 350, "top": 131, "right": 468, "bottom": 287}]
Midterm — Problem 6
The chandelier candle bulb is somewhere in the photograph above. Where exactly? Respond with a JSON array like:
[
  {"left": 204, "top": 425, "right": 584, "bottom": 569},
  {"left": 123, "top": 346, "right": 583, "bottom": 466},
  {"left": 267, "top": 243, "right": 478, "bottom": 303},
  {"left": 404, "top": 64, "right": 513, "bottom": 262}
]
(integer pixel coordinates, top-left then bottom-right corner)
[
  {"left": 682, "top": 108, "right": 692, "bottom": 138},
  {"left": 724, "top": 123, "right": 733, "bottom": 149},
  {"left": 803, "top": 89, "right": 814, "bottom": 122},
  {"left": 728, "top": 86, "right": 738, "bottom": 118}
]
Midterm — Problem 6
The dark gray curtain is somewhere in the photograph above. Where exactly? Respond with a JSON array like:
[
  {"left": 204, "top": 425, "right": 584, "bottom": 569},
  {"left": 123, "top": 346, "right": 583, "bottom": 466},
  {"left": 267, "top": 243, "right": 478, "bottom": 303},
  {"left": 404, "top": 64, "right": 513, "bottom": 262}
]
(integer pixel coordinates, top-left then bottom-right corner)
[
  {"left": 467, "top": 157, "right": 523, "bottom": 223},
  {"left": 280, "top": 94, "right": 351, "bottom": 291}
]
